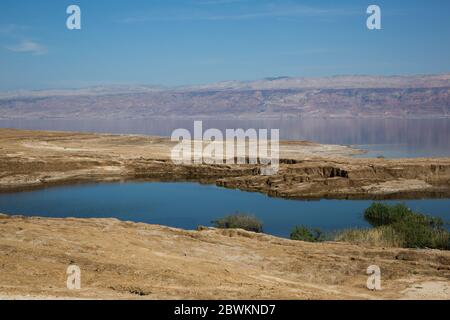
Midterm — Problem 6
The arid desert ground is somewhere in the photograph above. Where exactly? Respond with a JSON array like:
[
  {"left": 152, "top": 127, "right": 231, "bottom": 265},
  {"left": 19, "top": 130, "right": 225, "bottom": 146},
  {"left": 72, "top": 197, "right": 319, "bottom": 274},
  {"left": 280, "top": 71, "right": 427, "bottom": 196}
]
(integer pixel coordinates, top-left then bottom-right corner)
[{"left": 0, "top": 128, "right": 449, "bottom": 299}]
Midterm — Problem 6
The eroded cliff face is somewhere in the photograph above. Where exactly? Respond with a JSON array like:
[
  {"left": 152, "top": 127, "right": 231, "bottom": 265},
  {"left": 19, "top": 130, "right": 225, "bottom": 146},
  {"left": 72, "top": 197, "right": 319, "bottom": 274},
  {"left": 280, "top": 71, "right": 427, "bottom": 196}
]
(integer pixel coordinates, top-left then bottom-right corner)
[
  {"left": 214, "top": 161, "right": 450, "bottom": 199},
  {"left": 0, "top": 128, "right": 450, "bottom": 199}
]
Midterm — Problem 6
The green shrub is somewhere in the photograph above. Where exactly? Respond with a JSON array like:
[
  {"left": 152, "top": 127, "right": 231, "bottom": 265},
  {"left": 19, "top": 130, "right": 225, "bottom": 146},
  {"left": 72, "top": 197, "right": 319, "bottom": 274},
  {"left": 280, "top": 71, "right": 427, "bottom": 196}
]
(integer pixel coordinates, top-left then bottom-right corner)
[
  {"left": 290, "top": 226, "right": 324, "bottom": 242},
  {"left": 350, "top": 202, "right": 450, "bottom": 250},
  {"left": 391, "top": 219, "right": 450, "bottom": 250},
  {"left": 364, "top": 203, "right": 444, "bottom": 229},
  {"left": 212, "top": 213, "right": 263, "bottom": 233},
  {"left": 364, "top": 203, "right": 411, "bottom": 227}
]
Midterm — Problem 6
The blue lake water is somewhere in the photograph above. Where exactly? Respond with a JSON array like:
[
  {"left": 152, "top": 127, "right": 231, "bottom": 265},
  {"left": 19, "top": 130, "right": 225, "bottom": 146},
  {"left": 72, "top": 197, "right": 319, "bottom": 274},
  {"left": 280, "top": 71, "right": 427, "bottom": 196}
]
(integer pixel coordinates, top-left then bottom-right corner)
[
  {"left": 0, "top": 182, "right": 449, "bottom": 238},
  {"left": 1, "top": 118, "right": 449, "bottom": 237}
]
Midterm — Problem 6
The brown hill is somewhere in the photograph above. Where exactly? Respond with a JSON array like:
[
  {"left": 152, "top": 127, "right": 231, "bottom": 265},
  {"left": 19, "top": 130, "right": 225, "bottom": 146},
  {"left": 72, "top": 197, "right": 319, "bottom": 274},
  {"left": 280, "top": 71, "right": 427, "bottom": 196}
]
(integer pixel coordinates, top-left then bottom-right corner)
[{"left": 1, "top": 74, "right": 450, "bottom": 119}]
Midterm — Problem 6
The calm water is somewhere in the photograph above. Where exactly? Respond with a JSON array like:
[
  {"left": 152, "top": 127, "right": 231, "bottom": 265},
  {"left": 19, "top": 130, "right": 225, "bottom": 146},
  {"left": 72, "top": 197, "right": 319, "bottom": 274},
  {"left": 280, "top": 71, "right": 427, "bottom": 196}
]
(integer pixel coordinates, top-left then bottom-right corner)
[
  {"left": 0, "top": 182, "right": 449, "bottom": 238},
  {"left": 2, "top": 118, "right": 449, "bottom": 235},
  {"left": 1, "top": 118, "right": 450, "bottom": 158}
]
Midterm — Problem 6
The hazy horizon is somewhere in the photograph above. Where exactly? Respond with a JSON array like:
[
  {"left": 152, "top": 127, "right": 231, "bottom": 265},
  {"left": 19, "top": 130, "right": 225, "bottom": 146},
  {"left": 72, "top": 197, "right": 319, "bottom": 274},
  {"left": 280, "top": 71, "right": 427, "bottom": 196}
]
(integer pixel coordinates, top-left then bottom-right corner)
[{"left": 1, "top": 72, "right": 450, "bottom": 93}]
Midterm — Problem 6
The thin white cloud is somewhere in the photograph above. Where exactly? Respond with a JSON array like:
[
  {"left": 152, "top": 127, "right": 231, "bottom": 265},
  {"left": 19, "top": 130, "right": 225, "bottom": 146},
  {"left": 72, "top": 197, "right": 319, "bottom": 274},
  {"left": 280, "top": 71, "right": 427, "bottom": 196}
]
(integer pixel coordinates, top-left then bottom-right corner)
[
  {"left": 5, "top": 40, "right": 47, "bottom": 55},
  {"left": 119, "top": 4, "right": 358, "bottom": 24},
  {"left": 0, "top": 24, "right": 28, "bottom": 36},
  {"left": 193, "top": 0, "right": 250, "bottom": 5},
  {"left": 195, "top": 58, "right": 225, "bottom": 65},
  {"left": 279, "top": 48, "right": 334, "bottom": 56},
  {"left": 0, "top": 24, "right": 48, "bottom": 55}
]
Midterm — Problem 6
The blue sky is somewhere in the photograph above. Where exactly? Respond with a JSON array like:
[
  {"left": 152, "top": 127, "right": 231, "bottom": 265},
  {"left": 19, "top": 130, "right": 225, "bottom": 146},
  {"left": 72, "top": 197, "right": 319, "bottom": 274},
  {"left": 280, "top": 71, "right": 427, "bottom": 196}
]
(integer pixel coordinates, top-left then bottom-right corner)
[{"left": 1, "top": 0, "right": 450, "bottom": 90}]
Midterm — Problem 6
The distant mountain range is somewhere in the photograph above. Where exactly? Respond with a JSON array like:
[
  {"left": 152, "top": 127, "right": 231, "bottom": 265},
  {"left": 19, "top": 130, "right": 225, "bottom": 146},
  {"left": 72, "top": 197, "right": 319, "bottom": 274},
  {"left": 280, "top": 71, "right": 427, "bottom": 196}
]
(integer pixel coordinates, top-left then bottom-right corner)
[{"left": 1, "top": 74, "right": 450, "bottom": 119}]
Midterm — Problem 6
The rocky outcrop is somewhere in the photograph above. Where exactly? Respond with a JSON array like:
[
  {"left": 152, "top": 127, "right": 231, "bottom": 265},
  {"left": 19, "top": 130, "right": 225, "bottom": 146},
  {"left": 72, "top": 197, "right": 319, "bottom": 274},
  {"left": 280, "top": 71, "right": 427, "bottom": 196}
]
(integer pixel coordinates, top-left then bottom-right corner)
[{"left": 0, "top": 129, "right": 450, "bottom": 199}]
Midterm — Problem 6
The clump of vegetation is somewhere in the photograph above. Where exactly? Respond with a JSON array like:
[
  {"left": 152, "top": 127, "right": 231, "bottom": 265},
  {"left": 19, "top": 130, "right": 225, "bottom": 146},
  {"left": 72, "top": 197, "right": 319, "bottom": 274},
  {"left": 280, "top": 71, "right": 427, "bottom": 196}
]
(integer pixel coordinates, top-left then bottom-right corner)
[
  {"left": 212, "top": 213, "right": 263, "bottom": 233},
  {"left": 335, "top": 225, "right": 404, "bottom": 248},
  {"left": 290, "top": 226, "right": 325, "bottom": 242},
  {"left": 337, "top": 203, "right": 450, "bottom": 250},
  {"left": 364, "top": 203, "right": 444, "bottom": 229}
]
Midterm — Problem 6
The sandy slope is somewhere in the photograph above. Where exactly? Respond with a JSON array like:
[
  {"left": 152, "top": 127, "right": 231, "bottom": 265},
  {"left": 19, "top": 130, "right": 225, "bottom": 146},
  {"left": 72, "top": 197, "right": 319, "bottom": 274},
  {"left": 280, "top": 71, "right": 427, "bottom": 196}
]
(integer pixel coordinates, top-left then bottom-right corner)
[{"left": 0, "top": 214, "right": 449, "bottom": 300}]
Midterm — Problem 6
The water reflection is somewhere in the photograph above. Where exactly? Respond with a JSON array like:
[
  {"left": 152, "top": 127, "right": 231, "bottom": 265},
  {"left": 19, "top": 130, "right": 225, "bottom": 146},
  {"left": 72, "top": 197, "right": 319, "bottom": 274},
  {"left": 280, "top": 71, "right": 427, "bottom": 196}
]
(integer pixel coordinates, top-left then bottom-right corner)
[{"left": 1, "top": 118, "right": 450, "bottom": 158}]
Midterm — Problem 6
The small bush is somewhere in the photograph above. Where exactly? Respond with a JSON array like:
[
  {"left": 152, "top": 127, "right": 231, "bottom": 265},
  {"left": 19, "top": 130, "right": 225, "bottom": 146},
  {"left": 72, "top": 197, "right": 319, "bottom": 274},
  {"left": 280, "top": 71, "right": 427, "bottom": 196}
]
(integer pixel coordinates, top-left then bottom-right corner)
[
  {"left": 212, "top": 213, "right": 263, "bottom": 233},
  {"left": 290, "top": 226, "right": 324, "bottom": 242},
  {"left": 391, "top": 219, "right": 450, "bottom": 250},
  {"left": 364, "top": 203, "right": 410, "bottom": 227},
  {"left": 340, "top": 203, "right": 450, "bottom": 250},
  {"left": 364, "top": 203, "right": 444, "bottom": 229}
]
